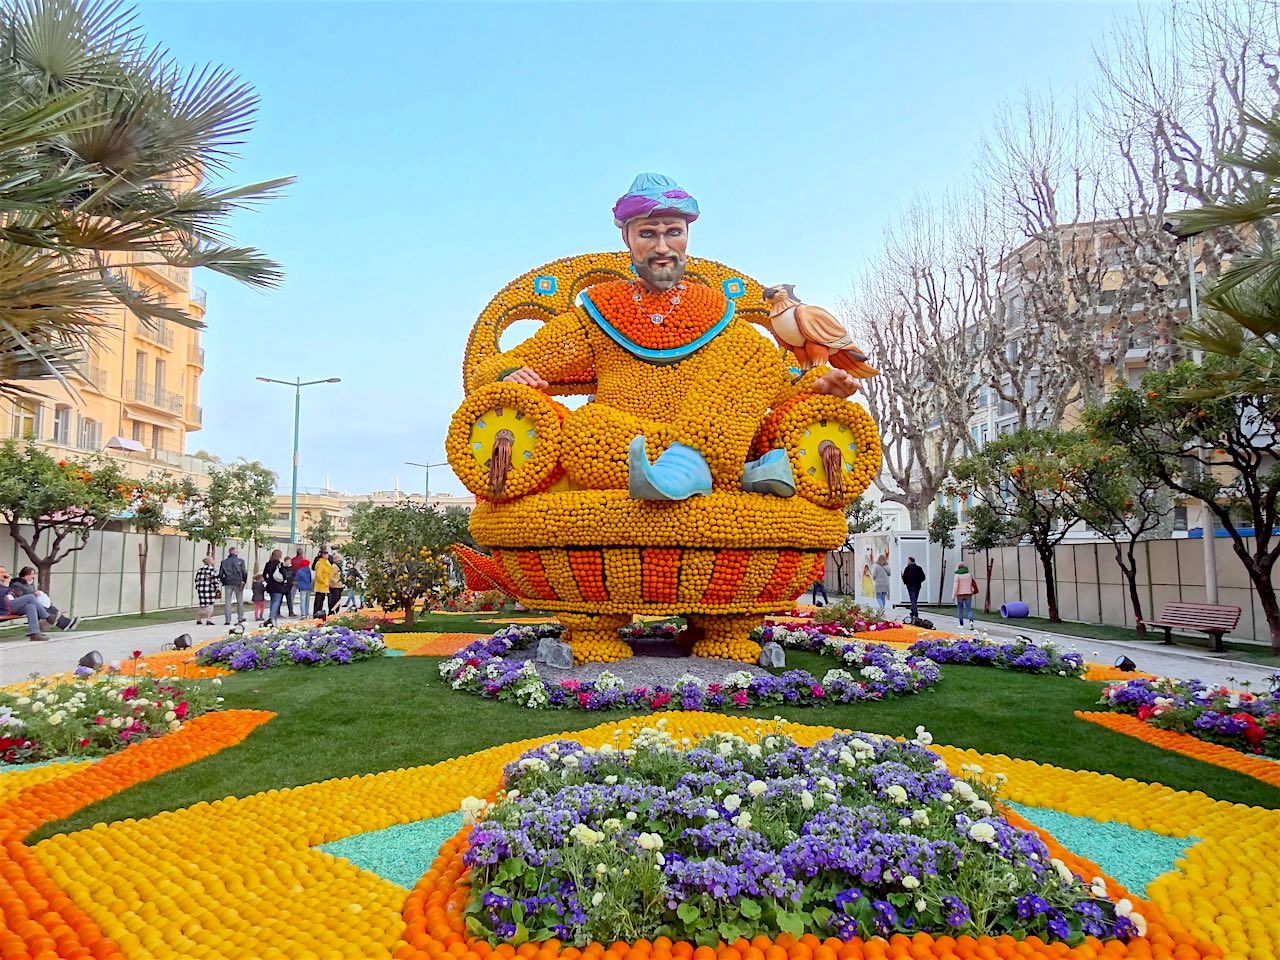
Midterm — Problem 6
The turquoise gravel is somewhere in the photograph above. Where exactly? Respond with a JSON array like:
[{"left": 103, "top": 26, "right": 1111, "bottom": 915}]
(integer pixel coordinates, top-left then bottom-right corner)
[
  {"left": 318, "top": 811, "right": 464, "bottom": 889},
  {"left": 1010, "top": 802, "right": 1195, "bottom": 895}
]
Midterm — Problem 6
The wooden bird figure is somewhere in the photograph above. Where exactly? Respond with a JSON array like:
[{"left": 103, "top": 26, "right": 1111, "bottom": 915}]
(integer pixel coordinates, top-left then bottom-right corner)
[{"left": 761, "top": 284, "right": 880, "bottom": 377}]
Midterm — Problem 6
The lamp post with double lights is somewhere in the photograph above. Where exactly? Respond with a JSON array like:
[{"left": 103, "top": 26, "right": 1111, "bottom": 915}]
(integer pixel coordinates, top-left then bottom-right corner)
[
  {"left": 256, "top": 376, "right": 341, "bottom": 545},
  {"left": 405, "top": 460, "right": 449, "bottom": 506}
]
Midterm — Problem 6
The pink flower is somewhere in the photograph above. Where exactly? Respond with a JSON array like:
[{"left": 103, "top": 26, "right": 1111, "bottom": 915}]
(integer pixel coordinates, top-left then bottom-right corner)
[
  {"left": 707, "top": 684, "right": 722, "bottom": 694},
  {"left": 732, "top": 691, "right": 749, "bottom": 707},
  {"left": 649, "top": 691, "right": 671, "bottom": 709},
  {"left": 131, "top": 649, "right": 142, "bottom": 659},
  {"left": 94, "top": 716, "right": 105, "bottom": 725},
  {"left": 560, "top": 679, "right": 581, "bottom": 692},
  {"left": 577, "top": 692, "right": 592, "bottom": 707},
  {"left": 811, "top": 685, "right": 825, "bottom": 697}
]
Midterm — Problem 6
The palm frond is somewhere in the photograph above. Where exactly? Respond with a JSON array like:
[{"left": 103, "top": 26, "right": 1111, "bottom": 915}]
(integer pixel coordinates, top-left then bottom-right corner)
[{"left": 5, "top": 0, "right": 141, "bottom": 94}]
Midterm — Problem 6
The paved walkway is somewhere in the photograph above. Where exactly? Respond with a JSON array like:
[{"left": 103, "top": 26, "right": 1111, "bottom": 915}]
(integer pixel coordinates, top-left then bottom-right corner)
[
  {"left": 915, "top": 608, "right": 1278, "bottom": 689},
  {"left": 0, "top": 615, "right": 311, "bottom": 685}
]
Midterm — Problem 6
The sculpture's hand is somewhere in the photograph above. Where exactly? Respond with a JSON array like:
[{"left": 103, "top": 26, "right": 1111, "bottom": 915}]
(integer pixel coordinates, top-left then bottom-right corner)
[
  {"left": 812, "top": 369, "right": 859, "bottom": 398},
  {"left": 502, "top": 367, "right": 550, "bottom": 391}
]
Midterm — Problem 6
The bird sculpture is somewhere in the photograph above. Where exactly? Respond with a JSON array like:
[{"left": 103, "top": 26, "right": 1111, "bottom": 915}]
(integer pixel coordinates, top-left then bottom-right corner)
[{"left": 761, "top": 284, "right": 879, "bottom": 377}]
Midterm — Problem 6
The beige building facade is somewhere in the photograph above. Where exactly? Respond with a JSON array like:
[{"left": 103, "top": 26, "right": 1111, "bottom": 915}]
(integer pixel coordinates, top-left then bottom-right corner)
[
  {"left": 0, "top": 253, "right": 211, "bottom": 484},
  {"left": 264, "top": 486, "right": 477, "bottom": 544}
]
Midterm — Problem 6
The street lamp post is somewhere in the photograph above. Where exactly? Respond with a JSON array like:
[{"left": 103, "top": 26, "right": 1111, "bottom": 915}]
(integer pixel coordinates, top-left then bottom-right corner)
[
  {"left": 256, "top": 376, "right": 341, "bottom": 544},
  {"left": 405, "top": 460, "right": 449, "bottom": 505}
]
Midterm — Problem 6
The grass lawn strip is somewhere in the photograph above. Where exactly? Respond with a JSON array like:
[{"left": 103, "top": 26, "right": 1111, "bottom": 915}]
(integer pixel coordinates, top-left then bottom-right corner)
[{"left": 1075, "top": 711, "right": 1280, "bottom": 788}]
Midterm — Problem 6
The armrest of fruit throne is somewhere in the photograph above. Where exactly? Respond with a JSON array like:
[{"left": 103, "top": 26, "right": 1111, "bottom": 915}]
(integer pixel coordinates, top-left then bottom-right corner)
[{"left": 446, "top": 252, "right": 882, "bottom": 665}]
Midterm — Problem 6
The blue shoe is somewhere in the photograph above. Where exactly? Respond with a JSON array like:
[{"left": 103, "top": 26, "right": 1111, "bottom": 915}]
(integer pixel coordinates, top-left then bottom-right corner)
[
  {"left": 741, "top": 449, "right": 796, "bottom": 497},
  {"left": 628, "top": 436, "right": 712, "bottom": 500}
]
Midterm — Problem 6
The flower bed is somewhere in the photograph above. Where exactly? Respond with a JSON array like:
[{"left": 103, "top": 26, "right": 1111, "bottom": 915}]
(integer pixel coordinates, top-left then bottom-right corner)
[
  {"left": 440, "top": 625, "right": 939, "bottom": 711},
  {"left": 906, "top": 636, "right": 1085, "bottom": 677},
  {"left": 464, "top": 725, "right": 1142, "bottom": 946},
  {"left": 0, "top": 674, "right": 222, "bottom": 764},
  {"left": 196, "top": 624, "right": 386, "bottom": 670},
  {"left": 1098, "top": 676, "right": 1280, "bottom": 758}
]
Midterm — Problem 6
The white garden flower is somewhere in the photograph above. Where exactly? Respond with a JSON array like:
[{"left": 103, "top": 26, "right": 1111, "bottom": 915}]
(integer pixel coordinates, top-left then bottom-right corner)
[
  {"left": 968, "top": 822, "right": 997, "bottom": 843},
  {"left": 591, "top": 891, "right": 605, "bottom": 907},
  {"left": 902, "top": 876, "right": 920, "bottom": 890},
  {"left": 723, "top": 794, "right": 742, "bottom": 813},
  {"left": 885, "top": 785, "right": 908, "bottom": 803},
  {"left": 911, "top": 809, "right": 929, "bottom": 826},
  {"left": 625, "top": 811, "right": 637, "bottom": 821},
  {"left": 1131, "top": 913, "right": 1148, "bottom": 937},
  {"left": 460, "top": 796, "right": 487, "bottom": 825},
  {"left": 1114, "top": 899, "right": 1133, "bottom": 918},
  {"left": 163, "top": 711, "right": 177, "bottom": 722},
  {"left": 800, "top": 791, "right": 815, "bottom": 811},
  {"left": 970, "top": 800, "right": 993, "bottom": 816},
  {"left": 46, "top": 711, "right": 64, "bottom": 726},
  {"left": 636, "top": 832, "right": 663, "bottom": 851},
  {"left": 602, "top": 818, "right": 622, "bottom": 832},
  {"left": 569, "top": 824, "right": 604, "bottom": 846},
  {"left": 732, "top": 812, "right": 753, "bottom": 829},
  {"left": 1090, "top": 878, "right": 1108, "bottom": 898},
  {"left": 596, "top": 864, "right": 608, "bottom": 875},
  {"left": 914, "top": 726, "right": 934, "bottom": 745},
  {"left": 1051, "top": 859, "right": 1075, "bottom": 884},
  {"left": 747, "top": 780, "right": 767, "bottom": 797}
]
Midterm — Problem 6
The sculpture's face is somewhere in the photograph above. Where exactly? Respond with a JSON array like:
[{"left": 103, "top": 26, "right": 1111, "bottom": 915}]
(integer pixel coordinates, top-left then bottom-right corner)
[{"left": 623, "top": 215, "right": 689, "bottom": 291}]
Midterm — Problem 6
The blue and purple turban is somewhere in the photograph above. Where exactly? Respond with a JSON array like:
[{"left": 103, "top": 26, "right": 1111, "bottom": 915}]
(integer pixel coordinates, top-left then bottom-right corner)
[{"left": 612, "top": 173, "right": 700, "bottom": 227}]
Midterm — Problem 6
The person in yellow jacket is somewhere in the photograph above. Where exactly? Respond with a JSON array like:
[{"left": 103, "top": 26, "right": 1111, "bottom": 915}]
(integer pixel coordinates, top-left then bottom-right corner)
[{"left": 312, "top": 548, "right": 334, "bottom": 618}]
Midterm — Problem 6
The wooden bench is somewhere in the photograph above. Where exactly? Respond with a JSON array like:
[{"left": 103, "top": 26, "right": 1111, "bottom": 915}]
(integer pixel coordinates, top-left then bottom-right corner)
[{"left": 1140, "top": 602, "right": 1242, "bottom": 653}]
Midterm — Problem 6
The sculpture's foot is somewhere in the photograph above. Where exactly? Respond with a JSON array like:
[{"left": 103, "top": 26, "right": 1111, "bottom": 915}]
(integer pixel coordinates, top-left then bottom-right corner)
[
  {"left": 628, "top": 436, "right": 712, "bottom": 501},
  {"left": 741, "top": 449, "right": 796, "bottom": 497},
  {"left": 560, "top": 612, "right": 633, "bottom": 664},
  {"left": 686, "top": 613, "right": 763, "bottom": 662}
]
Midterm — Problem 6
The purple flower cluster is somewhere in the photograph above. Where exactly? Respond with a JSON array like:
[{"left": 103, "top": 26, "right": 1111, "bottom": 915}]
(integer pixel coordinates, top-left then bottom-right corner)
[
  {"left": 907, "top": 637, "right": 1085, "bottom": 677},
  {"left": 196, "top": 625, "right": 386, "bottom": 670},
  {"left": 439, "top": 626, "right": 940, "bottom": 712},
  {"left": 463, "top": 727, "right": 1138, "bottom": 947},
  {"left": 1100, "top": 676, "right": 1280, "bottom": 757}
]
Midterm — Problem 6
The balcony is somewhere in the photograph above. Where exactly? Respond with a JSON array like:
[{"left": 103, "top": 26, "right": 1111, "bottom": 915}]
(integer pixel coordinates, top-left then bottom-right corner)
[
  {"left": 128, "top": 253, "right": 190, "bottom": 291},
  {"left": 190, "top": 285, "right": 207, "bottom": 310},
  {"left": 125, "top": 380, "right": 183, "bottom": 415},
  {"left": 185, "top": 404, "right": 203, "bottom": 426},
  {"left": 188, "top": 344, "right": 205, "bottom": 367},
  {"left": 137, "top": 320, "right": 175, "bottom": 351},
  {"left": 74, "top": 362, "right": 108, "bottom": 392}
]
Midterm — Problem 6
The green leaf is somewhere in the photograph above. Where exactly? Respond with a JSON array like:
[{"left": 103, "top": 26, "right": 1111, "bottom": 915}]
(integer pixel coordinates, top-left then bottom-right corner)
[
  {"left": 718, "top": 921, "right": 743, "bottom": 942},
  {"left": 511, "top": 901, "right": 525, "bottom": 924},
  {"left": 738, "top": 900, "right": 761, "bottom": 920},
  {"left": 811, "top": 907, "right": 833, "bottom": 931},
  {"left": 511, "top": 923, "right": 529, "bottom": 947},
  {"left": 677, "top": 903, "right": 701, "bottom": 924},
  {"left": 776, "top": 911, "right": 806, "bottom": 938},
  {"left": 465, "top": 917, "right": 487, "bottom": 938}
]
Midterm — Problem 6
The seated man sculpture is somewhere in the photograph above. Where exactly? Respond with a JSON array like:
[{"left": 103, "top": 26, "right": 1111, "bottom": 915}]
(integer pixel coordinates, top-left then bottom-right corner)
[{"left": 470, "top": 173, "right": 864, "bottom": 500}]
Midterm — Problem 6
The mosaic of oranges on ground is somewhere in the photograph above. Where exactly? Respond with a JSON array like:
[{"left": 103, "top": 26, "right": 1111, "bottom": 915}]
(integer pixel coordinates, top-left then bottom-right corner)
[{"left": 2, "top": 702, "right": 1279, "bottom": 960}]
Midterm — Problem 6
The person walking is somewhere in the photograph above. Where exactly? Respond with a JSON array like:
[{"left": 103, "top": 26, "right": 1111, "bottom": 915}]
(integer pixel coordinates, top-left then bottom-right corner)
[
  {"left": 218, "top": 546, "right": 249, "bottom": 625},
  {"left": 871, "top": 553, "right": 891, "bottom": 613},
  {"left": 809, "top": 577, "right": 828, "bottom": 607},
  {"left": 287, "top": 547, "right": 309, "bottom": 617},
  {"left": 951, "top": 563, "right": 979, "bottom": 629},
  {"left": 250, "top": 575, "right": 267, "bottom": 622},
  {"left": 194, "top": 555, "right": 220, "bottom": 625},
  {"left": 311, "top": 548, "right": 333, "bottom": 618},
  {"left": 343, "top": 556, "right": 363, "bottom": 610},
  {"left": 901, "top": 557, "right": 926, "bottom": 620},
  {"left": 327, "top": 550, "right": 346, "bottom": 615},
  {"left": 263, "top": 549, "right": 291, "bottom": 627},
  {"left": 293, "top": 557, "right": 314, "bottom": 619}
]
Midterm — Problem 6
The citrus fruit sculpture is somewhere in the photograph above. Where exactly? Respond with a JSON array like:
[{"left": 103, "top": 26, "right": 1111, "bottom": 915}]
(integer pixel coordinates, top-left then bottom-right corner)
[{"left": 446, "top": 175, "right": 882, "bottom": 665}]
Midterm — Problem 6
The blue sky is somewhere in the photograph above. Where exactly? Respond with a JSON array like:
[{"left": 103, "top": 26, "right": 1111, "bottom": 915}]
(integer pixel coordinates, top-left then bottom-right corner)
[{"left": 139, "top": 1, "right": 1130, "bottom": 497}]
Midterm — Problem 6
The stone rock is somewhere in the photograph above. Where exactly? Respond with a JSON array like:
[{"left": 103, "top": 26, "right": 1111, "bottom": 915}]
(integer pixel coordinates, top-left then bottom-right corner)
[
  {"left": 544, "top": 641, "right": 575, "bottom": 671},
  {"left": 759, "top": 641, "right": 786, "bottom": 668},
  {"left": 535, "top": 637, "right": 557, "bottom": 663}
]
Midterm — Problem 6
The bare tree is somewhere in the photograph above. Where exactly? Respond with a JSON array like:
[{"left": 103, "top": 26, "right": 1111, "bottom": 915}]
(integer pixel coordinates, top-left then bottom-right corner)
[{"left": 845, "top": 198, "right": 990, "bottom": 528}]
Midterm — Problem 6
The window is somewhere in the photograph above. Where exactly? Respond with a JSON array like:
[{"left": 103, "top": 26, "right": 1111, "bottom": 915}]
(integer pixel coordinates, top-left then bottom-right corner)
[
  {"left": 1127, "top": 366, "right": 1145, "bottom": 388},
  {"left": 132, "top": 421, "right": 144, "bottom": 442},
  {"left": 76, "top": 416, "right": 100, "bottom": 451},
  {"left": 51, "top": 405, "right": 71, "bottom": 445},
  {"left": 1173, "top": 506, "right": 1188, "bottom": 532},
  {"left": 135, "top": 350, "right": 147, "bottom": 384},
  {"left": 152, "top": 424, "right": 164, "bottom": 453},
  {"left": 154, "top": 357, "right": 165, "bottom": 388},
  {"left": 11, "top": 400, "right": 39, "bottom": 439}
]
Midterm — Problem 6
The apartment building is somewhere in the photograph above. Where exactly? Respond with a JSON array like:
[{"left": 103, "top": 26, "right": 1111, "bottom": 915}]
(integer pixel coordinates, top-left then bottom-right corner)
[
  {"left": 263, "top": 486, "right": 477, "bottom": 544},
  {"left": 1, "top": 253, "right": 210, "bottom": 483}
]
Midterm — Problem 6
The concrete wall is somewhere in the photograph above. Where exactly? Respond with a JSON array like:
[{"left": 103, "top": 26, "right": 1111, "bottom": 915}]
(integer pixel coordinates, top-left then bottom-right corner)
[
  {"left": 2, "top": 524, "right": 256, "bottom": 618},
  {"left": 968, "top": 536, "right": 1277, "bottom": 644}
]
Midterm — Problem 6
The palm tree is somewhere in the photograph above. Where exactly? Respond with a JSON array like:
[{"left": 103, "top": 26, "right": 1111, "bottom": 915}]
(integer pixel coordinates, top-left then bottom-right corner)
[
  {"left": 1171, "top": 112, "right": 1280, "bottom": 396},
  {"left": 0, "top": 0, "right": 292, "bottom": 397}
]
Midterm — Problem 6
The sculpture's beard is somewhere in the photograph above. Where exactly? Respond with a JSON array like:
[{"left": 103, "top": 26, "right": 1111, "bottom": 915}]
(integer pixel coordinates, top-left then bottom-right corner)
[{"left": 634, "top": 252, "right": 687, "bottom": 291}]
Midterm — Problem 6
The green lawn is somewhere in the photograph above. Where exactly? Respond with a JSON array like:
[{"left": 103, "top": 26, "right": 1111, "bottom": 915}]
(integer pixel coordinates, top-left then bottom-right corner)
[{"left": 32, "top": 646, "right": 1280, "bottom": 843}]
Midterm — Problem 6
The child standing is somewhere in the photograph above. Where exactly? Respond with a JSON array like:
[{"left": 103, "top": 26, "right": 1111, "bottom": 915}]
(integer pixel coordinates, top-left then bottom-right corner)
[{"left": 251, "top": 574, "right": 267, "bottom": 622}]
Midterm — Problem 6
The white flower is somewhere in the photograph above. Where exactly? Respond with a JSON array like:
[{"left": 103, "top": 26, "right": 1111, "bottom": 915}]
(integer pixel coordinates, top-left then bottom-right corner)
[
  {"left": 885, "top": 785, "right": 908, "bottom": 803},
  {"left": 460, "top": 796, "right": 487, "bottom": 825},
  {"left": 718, "top": 742, "right": 734, "bottom": 757},
  {"left": 1115, "top": 899, "right": 1133, "bottom": 918},
  {"left": 800, "top": 791, "right": 815, "bottom": 811},
  {"left": 604, "top": 775, "right": 618, "bottom": 785},
  {"left": 1090, "top": 878, "right": 1108, "bottom": 898},
  {"left": 636, "top": 832, "right": 663, "bottom": 851},
  {"left": 898, "top": 817, "right": 911, "bottom": 827},
  {"left": 46, "top": 711, "right": 64, "bottom": 726},
  {"left": 746, "top": 744, "right": 762, "bottom": 759},
  {"left": 1051, "top": 858, "right": 1075, "bottom": 884},
  {"left": 914, "top": 725, "right": 933, "bottom": 745},
  {"left": 747, "top": 780, "right": 767, "bottom": 797},
  {"left": 596, "top": 864, "right": 608, "bottom": 875},
  {"left": 705, "top": 808, "right": 719, "bottom": 820},
  {"left": 163, "top": 710, "right": 177, "bottom": 722},
  {"left": 911, "top": 809, "right": 929, "bottom": 826},
  {"left": 916, "top": 899, "right": 927, "bottom": 912},
  {"left": 109, "top": 717, "right": 124, "bottom": 729},
  {"left": 902, "top": 875, "right": 920, "bottom": 890},
  {"left": 953, "top": 781, "right": 977, "bottom": 801},
  {"left": 970, "top": 800, "right": 993, "bottom": 816},
  {"left": 968, "top": 822, "right": 996, "bottom": 843},
  {"left": 1131, "top": 913, "right": 1148, "bottom": 937},
  {"left": 625, "top": 811, "right": 637, "bottom": 822},
  {"left": 732, "top": 812, "right": 752, "bottom": 829},
  {"left": 569, "top": 824, "right": 604, "bottom": 846},
  {"left": 591, "top": 891, "right": 604, "bottom": 907},
  {"left": 723, "top": 794, "right": 742, "bottom": 813}
]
